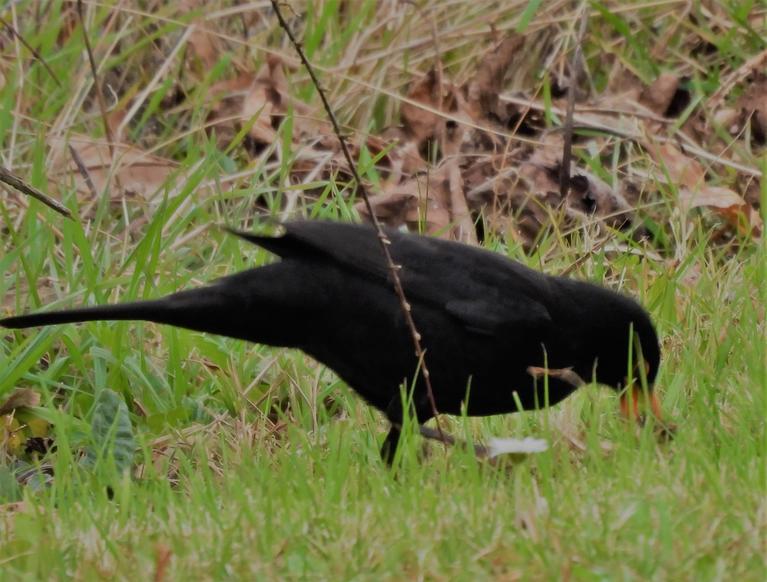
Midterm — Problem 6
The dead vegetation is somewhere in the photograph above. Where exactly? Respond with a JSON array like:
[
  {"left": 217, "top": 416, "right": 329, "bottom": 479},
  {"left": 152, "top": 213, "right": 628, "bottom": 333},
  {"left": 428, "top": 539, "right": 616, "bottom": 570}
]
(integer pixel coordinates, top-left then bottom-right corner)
[{"left": 2, "top": 2, "right": 762, "bottom": 250}]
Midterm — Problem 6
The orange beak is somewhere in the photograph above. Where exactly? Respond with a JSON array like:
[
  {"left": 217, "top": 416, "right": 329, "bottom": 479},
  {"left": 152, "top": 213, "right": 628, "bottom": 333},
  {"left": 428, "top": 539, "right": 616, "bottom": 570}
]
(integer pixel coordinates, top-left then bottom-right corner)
[{"left": 620, "top": 384, "right": 663, "bottom": 424}]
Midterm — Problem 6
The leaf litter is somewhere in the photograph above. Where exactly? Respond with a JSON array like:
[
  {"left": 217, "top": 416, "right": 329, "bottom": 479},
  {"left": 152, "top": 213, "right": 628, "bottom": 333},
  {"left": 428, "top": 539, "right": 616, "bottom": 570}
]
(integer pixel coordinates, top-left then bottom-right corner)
[
  {"left": 34, "top": 8, "right": 762, "bottom": 251},
  {"left": 188, "top": 27, "right": 761, "bottom": 249}
]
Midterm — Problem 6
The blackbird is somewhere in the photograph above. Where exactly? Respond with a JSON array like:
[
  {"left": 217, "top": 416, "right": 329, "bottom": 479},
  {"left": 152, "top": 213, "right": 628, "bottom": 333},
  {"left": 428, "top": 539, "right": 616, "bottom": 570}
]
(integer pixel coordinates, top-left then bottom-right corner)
[{"left": 1, "top": 221, "right": 663, "bottom": 461}]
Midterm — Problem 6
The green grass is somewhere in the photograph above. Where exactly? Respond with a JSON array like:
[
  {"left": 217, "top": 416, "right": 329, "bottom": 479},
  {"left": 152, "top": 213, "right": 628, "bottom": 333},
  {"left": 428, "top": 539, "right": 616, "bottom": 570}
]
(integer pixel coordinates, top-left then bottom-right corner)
[{"left": 1, "top": 1, "right": 766, "bottom": 579}]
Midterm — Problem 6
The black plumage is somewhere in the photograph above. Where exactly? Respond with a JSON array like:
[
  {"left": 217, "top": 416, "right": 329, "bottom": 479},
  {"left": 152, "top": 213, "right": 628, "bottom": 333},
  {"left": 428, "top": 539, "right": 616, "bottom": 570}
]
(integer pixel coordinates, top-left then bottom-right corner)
[{"left": 1, "top": 221, "right": 662, "bottom": 460}]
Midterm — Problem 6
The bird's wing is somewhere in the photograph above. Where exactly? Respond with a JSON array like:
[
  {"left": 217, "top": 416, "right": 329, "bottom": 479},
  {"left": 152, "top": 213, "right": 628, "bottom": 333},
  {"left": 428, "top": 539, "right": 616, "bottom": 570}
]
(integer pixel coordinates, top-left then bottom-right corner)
[
  {"left": 444, "top": 298, "right": 551, "bottom": 336},
  {"left": 225, "top": 221, "right": 389, "bottom": 279},
  {"left": 227, "top": 221, "right": 552, "bottom": 332}
]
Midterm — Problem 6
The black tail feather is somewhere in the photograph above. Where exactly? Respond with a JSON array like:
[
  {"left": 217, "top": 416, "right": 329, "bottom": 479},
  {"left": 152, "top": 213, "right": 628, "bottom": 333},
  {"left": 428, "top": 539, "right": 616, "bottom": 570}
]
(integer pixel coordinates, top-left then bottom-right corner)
[
  {"left": 1, "top": 299, "right": 173, "bottom": 329},
  {"left": 1, "top": 284, "right": 240, "bottom": 337},
  {"left": 2, "top": 266, "right": 295, "bottom": 346}
]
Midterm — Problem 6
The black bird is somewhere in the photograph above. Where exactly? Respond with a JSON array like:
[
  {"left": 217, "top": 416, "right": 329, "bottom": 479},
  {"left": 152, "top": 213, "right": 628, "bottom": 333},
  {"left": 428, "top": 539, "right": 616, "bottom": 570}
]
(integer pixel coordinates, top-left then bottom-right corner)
[{"left": 1, "top": 221, "right": 663, "bottom": 461}]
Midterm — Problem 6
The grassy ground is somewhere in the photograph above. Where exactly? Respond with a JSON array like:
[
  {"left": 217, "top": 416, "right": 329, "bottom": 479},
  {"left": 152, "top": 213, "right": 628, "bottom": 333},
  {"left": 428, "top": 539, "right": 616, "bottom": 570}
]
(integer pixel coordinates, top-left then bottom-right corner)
[{"left": 1, "top": 1, "right": 766, "bottom": 580}]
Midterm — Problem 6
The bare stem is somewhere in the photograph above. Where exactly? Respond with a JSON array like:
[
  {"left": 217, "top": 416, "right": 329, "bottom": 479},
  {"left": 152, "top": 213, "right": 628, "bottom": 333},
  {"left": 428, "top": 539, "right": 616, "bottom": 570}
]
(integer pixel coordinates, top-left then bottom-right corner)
[
  {"left": 0, "top": 15, "right": 62, "bottom": 88},
  {"left": 559, "top": 6, "right": 589, "bottom": 199},
  {"left": 76, "top": 0, "right": 120, "bottom": 190},
  {"left": 269, "top": 0, "right": 444, "bottom": 441},
  {"left": 0, "top": 167, "right": 72, "bottom": 218}
]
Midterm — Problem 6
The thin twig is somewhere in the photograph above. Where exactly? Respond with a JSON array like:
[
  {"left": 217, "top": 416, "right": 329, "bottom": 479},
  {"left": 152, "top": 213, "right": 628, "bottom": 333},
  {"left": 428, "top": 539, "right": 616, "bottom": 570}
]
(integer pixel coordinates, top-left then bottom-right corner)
[
  {"left": 76, "top": 0, "right": 119, "bottom": 183},
  {"left": 558, "top": 236, "right": 610, "bottom": 277},
  {"left": 559, "top": 6, "right": 589, "bottom": 199},
  {"left": 0, "top": 167, "right": 72, "bottom": 218},
  {"left": 0, "top": 15, "right": 62, "bottom": 88},
  {"left": 68, "top": 144, "right": 99, "bottom": 200},
  {"left": 269, "top": 0, "right": 445, "bottom": 441}
]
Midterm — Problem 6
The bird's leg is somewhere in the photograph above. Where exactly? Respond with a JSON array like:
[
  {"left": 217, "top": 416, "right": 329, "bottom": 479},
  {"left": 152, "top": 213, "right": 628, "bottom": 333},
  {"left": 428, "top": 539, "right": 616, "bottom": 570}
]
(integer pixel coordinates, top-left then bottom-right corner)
[
  {"left": 417, "top": 425, "right": 491, "bottom": 457},
  {"left": 381, "top": 393, "right": 434, "bottom": 464},
  {"left": 380, "top": 395, "right": 408, "bottom": 465},
  {"left": 380, "top": 425, "right": 401, "bottom": 466}
]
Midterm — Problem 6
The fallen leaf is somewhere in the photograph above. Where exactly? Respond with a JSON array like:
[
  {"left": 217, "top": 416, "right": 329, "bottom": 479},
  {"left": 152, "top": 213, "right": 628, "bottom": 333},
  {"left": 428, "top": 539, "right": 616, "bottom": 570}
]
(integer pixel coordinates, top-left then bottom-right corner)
[
  {"left": 640, "top": 72, "right": 679, "bottom": 117},
  {"left": 0, "top": 501, "right": 27, "bottom": 514},
  {"left": 181, "top": 0, "right": 223, "bottom": 70},
  {"left": 648, "top": 142, "right": 760, "bottom": 234},
  {"left": 400, "top": 68, "right": 455, "bottom": 145},
  {"left": 679, "top": 185, "right": 745, "bottom": 210},
  {"left": 49, "top": 134, "right": 177, "bottom": 200},
  {"left": 0, "top": 389, "right": 40, "bottom": 415},
  {"left": 647, "top": 142, "right": 705, "bottom": 188},
  {"left": 738, "top": 73, "right": 767, "bottom": 145},
  {"left": 445, "top": 159, "right": 477, "bottom": 244},
  {"left": 465, "top": 137, "right": 635, "bottom": 249},
  {"left": 207, "top": 56, "right": 309, "bottom": 152},
  {"left": 465, "top": 35, "right": 524, "bottom": 122},
  {"left": 188, "top": 25, "right": 221, "bottom": 70},
  {"left": 712, "top": 107, "right": 740, "bottom": 131},
  {"left": 357, "top": 159, "right": 476, "bottom": 243}
]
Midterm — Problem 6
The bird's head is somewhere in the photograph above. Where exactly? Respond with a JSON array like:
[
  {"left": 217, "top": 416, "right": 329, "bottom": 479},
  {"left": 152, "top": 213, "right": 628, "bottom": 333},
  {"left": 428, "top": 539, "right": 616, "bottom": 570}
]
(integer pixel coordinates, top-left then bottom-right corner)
[
  {"left": 599, "top": 305, "right": 663, "bottom": 425},
  {"left": 560, "top": 281, "right": 664, "bottom": 425}
]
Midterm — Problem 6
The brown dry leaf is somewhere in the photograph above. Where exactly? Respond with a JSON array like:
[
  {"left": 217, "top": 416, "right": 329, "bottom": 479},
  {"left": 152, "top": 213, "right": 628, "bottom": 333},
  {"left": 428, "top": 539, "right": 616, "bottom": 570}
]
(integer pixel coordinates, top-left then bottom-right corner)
[
  {"left": 358, "top": 131, "right": 426, "bottom": 185},
  {"left": 153, "top": 543, "right": 172, "bottom": 582},
  {"left": 357, "top": 160, "right": 476, "bottom": 243},
  {"left": 246, "top": 55, "right": 290, "bottom": 144},
  {"left": 606, "top": 70, "right": 645, "bottom": 104},
  {"left": 712, "top": 107, "right": 740, "bottom": 131},
  {"left": 357, "top": 170, "right": 452, "bottom": 236},
  {"left": 188, "top": 26, "right": 222, "bottom": 70},
  {"left": 0, "top": 501, "right": 27, "bottom": 515},
  {"left": 206, "top": 72, "right": 256, "bottom": 145},
  {"left": 400, "top": 68, "right": 453, "bottom": 145},
  {"left": 521, "top": 149, "right": 633, "bottom": 229},
  {"left": 678, "top": 186, "right": 745, "bottom": 210},
  {"left": 181, "top": 0, "right": 223, "bottom": 70},
  {"left": 207, "top": 56, "right": 302, "bottom": 151},
  {"left": 381, "top": 131, "right": 425, "bottom": 179},
  {"left": 241, "top": 83, "right": 279, "bottom": 145},
  {"left": 445, "top": 160, "right": 477, "bottom": 244},
  {"left": 648, "top": 142, "right": 705, "bottom": 188},
  {"left": 640, "top": 72, "right": 679, "bottom": 117},
  {"left": 648, "top": 142, "right": 760, "bottom": 234},
  {"left": 464, "top": 137, "right": 635, "bottom": 249},
  {"left": 465, "top": 35, "right": 524, "bottom": 122},
  {"left": 738, "top": 74, "right": 767, "bottom": 145},
  {"left": 0, "top": 388, "right": 40, "bottom": 415},
  {"left": 399, "top": 67, "right": 473, "bottom": 158},
  {"left": 49, "top": 135, "right": 177, "bottom": 200},
  {"left": 356, "top": 190, "right": 419, "bottom": 228}
]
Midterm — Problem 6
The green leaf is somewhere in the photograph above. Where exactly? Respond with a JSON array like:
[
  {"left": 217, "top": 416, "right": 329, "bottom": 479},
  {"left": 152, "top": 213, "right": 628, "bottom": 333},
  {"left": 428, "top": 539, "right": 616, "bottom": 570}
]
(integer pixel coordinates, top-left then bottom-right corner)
[
  {"left": 0, "top": 465, "right": 22, "bottom": 502},
  {"left": 83, "top": 390, "right": 136, "bottom": 474},
  {"left": 516, "top": 0, "right": 543, "bottom": 33}
]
